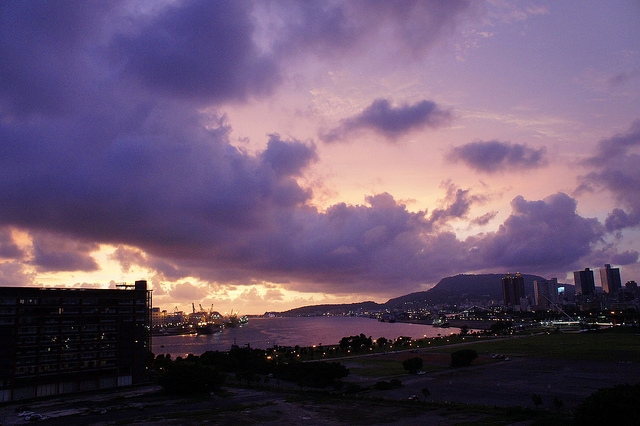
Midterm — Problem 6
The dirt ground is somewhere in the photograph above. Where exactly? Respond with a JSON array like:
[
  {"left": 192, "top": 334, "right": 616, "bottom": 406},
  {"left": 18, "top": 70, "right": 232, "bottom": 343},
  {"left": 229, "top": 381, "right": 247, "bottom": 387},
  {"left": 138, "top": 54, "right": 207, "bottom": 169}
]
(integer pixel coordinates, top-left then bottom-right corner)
[
  {"left": 0, "top": 385, "right": 557, "bottom": 426},
  {"left": 1, "top": 351, "right": 637, "bottom": 425}
]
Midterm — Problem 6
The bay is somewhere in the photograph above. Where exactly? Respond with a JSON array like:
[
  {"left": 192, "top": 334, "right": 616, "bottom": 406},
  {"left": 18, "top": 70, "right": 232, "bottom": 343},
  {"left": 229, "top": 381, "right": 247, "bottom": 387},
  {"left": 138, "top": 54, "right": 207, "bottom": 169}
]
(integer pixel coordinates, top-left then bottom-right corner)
[{"left": 152, "top": 316, "right": 460, "bottom": 357}]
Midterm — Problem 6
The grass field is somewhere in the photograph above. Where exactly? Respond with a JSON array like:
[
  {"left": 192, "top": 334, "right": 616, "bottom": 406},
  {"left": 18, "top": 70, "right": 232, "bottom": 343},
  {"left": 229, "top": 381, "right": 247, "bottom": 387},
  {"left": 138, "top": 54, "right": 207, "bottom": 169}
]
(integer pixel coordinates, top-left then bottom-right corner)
[
  {"left": 434, "top": 328, "right": 640, "bottom": 363},
  {"left": 344, "top": 328, "right": 639, "bottom": 379}
]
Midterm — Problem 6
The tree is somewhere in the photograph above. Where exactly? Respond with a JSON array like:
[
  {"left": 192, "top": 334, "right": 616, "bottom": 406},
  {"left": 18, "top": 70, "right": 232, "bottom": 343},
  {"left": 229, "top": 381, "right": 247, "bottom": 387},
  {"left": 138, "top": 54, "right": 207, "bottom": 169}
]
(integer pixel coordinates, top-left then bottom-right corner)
[
  {"left": 489, "top": 320, "right": 512, "bottom": 335},
  {"left": 376, "top": 337, "right": 388, "bottom": 347},
  {"left": 421, "top": 386, "right": 431, "bottom": 401},
  {"left": 553, "top": 396, "right": 563, "bottom": 412},
  {"left": 339, "top": 334, "right": 373, "bottom": 352},
  {"left": 459, "top": 325, "right": 469, "bottom": 336},
  {"left": 402, "top": 356, "right": 423, "bottom": 374},
  {"left": 531, "top": 393, "right": 542, "bottom": 409},
  {"left": 450, "top": 349, "right": 477, "bottom": 367},
  {"left": 273, "top": 361, "right": 349, "bottom": 388}
]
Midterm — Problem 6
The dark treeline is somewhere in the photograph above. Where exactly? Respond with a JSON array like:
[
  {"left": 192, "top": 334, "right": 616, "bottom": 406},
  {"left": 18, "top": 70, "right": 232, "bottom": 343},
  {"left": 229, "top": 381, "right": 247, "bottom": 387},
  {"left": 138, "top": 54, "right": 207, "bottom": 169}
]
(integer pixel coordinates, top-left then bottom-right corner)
[{"left": 153, "top": 345, "right": 349, "bottom": 394}]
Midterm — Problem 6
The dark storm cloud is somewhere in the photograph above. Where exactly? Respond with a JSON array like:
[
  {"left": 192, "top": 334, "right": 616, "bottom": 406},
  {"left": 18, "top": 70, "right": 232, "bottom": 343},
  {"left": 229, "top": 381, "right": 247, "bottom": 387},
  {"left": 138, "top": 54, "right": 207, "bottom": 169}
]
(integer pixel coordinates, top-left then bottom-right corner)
[
  {"left": 321, "top": 99, "right": 452, "bottom": 142},
  {"left": 580, "top": 120, "right": 640, "bottom": 231},
  {"left": 610, "top": 250, "right": 639, "bottom": 266},
  {"left": 261, "top": 134, "right": 318, "bottom": 178},
  {"left": 0, "top": 0, "right": 117, "bottom": 116},
  {"left": 471, "top": 193, "right": 604, "bottom": 270},
  {"left": 447, "top": 140, "right": 548, "bottom": 173},
  {"left": 0, "top": 1, "right": 614, "bottom": 294},
  {"left": 30, "top": 232, "right": 100, "bottom": 273},
  {"left": 111, "top": 0, "right": 279, "bottom": 103}
]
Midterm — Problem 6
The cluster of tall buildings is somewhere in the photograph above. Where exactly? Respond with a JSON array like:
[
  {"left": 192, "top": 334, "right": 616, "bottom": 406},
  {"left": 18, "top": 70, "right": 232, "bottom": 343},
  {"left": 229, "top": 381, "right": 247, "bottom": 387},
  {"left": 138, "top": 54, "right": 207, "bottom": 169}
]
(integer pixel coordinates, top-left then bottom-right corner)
[
  {"left": 574, "top": 264, "right": 622, "bottom": 297},
  {"left": 502, "top": 264, "right": 635, "bottom": 310}
]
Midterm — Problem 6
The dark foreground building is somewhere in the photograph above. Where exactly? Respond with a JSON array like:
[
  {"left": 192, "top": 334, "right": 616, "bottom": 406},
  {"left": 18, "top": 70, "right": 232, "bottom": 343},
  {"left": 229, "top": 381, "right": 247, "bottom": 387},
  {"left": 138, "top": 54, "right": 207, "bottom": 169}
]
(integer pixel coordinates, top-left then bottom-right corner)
[{"left": 0, "top": 281, "right": 151, "bottom": 402}]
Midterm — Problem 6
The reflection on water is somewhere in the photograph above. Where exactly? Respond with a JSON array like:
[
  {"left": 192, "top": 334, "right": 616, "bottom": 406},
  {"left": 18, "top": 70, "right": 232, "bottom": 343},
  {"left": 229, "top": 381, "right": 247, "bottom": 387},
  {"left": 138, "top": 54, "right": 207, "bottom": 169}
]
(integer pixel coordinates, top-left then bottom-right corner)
[{"left": 153, "top": 316, "right": 459, "bottom": 357}]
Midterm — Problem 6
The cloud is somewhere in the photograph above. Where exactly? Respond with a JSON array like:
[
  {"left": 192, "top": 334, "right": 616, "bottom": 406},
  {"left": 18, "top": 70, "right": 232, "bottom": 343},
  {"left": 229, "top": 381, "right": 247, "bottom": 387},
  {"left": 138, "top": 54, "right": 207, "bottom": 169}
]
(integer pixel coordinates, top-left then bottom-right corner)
[
  {"left": 471, "top": 193, "right": 604, "bottom": 271},
  {"left": 266, "top": 0, "right": 474, "bottom": 60},
  {"left": 579, "top": 120, "right": 640, "bottom": 231},
  {"left": 429, "top": 181, "right": 485, "bottom": 224},
  {"left": 0, "top": 227, "right": 25, "bottom": 260},
  {"left": 610, "top": 250, "right": 639, "bottom": 266},
  {"left": 261, "top": 134, "right": 318, "bottom": 178},
  {"left": 111, "top": 0, "right": 280, "bottom": 104},
  {"left": 0, "top": 1, "right": 119, "bottom": 116},
  {"left": 0, "top": 261, "right": 35, "bottom": 287},
  {"left": 321, "top": 99, "right": 452, "bottom": 142},
  {"left": 264, "top": 289, "right": 285, "bottom": 301},
  {"left": 447, "top": 140, "right": 548, "bottom": 173},
  {"left": 0, "top": 1, "right": 628, "bottom": 297},
  {"left": 470, "top": 211, "right": 498, "bottom": 227},
  {"left": 168, "top": 282, "right": 210, "bottom": 303},
  {"left": 29, "top": 231, "right": 100, "bottom": 273},
  {"left": 110, "top": 246, "right": 147, "bottom": 273},
  {"left": 608, "top": 68, "right": 640, "bottom": 88}
]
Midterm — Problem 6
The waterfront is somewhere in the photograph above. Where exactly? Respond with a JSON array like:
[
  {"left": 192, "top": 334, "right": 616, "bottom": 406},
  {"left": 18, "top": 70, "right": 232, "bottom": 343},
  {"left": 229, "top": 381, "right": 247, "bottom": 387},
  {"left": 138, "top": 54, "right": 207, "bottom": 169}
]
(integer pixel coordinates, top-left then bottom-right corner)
[{"left": 152, "top": 316, "right": 459, "bottom": 356}]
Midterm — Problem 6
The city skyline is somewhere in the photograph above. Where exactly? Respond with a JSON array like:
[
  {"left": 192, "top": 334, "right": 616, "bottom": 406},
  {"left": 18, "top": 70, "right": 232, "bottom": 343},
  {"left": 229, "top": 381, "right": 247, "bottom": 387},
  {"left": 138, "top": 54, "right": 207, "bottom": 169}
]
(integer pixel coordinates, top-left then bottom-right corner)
[{"left": 1, "top": 1, "right": 639, "bottom": 314}]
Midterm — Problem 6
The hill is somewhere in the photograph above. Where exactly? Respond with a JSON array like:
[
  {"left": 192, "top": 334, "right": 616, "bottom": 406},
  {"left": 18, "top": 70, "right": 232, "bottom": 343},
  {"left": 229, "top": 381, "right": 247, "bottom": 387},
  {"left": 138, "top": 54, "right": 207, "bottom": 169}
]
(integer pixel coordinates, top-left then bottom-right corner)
[
  {"left": 384, "top": 273, "right": 548, "bottom": 309},
  {"left": 280, "top": 273, "right": 564, "bottom": 315},
  {"left": 280, "top": 301, "right": 384, "bottom": 317}
]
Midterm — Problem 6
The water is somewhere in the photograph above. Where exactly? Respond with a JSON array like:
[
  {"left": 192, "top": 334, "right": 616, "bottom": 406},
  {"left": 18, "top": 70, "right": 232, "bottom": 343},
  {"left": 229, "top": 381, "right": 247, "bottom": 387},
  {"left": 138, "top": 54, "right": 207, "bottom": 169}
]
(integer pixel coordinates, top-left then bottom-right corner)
[{"left": 152, "top": 316, "right": 459, "bottom": 357}]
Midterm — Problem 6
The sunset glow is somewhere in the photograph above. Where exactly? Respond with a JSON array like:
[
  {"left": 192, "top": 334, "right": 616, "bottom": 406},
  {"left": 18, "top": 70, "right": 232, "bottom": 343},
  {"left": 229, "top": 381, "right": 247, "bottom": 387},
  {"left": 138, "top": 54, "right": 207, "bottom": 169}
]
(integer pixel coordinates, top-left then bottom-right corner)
[{"left": 1, "top": 1, "right": 639, "bottom": 314}]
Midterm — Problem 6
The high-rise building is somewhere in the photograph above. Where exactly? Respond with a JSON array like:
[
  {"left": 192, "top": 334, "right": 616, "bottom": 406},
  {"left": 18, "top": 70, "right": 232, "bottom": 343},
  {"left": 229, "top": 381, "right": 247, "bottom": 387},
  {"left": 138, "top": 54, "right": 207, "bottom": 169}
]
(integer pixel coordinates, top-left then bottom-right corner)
[
  {"left": 600, "top": 264, "right": 622, "bottom": 294},
  {"left": 574, "top": 268, "right": 596, "bottom": 296},
  {"left": 502, "top": 272, "right": 526, "bottom": 308},
  {"left": 0, "top": 281, "right": 151, "bottom": 402},
  {"left": 534, "top": 278, "right": 558, "bottom": 309}
]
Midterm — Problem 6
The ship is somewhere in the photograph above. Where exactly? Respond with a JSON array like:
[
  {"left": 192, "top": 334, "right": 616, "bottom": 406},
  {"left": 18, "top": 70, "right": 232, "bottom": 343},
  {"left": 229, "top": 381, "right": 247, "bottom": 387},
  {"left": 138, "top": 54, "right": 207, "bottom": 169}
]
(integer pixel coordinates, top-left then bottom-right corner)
[
  {"left": 189, "top": 303, "right": 224, "bottom": 334},
  {"left": 225, "top": 310, "right": 248, "bottom": 327},
  {"left": 432, "top": 316, "right": 450, "bottom": 327}
]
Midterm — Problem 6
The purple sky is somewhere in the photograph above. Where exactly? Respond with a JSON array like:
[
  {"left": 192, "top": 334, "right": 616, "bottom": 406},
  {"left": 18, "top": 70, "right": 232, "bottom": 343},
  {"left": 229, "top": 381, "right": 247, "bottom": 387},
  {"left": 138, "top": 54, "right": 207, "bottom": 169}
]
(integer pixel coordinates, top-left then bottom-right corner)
[{"left": 1, "top": 1, "right": 639, "bottom": 314}]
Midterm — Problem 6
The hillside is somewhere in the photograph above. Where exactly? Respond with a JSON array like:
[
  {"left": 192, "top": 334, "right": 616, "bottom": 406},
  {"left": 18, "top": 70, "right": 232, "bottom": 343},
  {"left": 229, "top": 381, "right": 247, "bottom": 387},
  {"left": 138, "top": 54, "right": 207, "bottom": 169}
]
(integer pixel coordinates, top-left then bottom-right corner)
[
  {"left": 384, "top": 273, "right": 548, "bottom": 308},
  {"left": 280, "top": 301, "right": 384, "bottom": 316},
  {"left": 280, "top": 273, "right": 562, "bottom": 315}
]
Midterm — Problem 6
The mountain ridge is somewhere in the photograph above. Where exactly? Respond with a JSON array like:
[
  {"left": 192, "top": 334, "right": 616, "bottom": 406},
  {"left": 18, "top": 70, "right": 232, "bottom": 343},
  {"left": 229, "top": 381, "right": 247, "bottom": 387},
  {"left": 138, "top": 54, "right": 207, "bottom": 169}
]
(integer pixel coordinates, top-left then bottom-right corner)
[{"left": 278, "top": 273, "right": 567, "bottom": 316}]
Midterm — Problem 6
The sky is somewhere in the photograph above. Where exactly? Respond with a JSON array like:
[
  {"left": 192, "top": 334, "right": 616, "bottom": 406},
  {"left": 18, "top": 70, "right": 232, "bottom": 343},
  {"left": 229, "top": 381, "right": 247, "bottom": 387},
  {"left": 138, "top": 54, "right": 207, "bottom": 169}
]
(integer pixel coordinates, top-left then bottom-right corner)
[{"left": 1, "top": 0, "right": 639, "bottom": 315}]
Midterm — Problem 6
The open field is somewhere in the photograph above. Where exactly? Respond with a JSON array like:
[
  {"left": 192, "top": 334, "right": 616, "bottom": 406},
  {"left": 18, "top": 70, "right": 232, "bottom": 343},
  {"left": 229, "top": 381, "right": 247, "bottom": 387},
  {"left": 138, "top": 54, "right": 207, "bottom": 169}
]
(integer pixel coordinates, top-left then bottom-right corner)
[
  {"left": 1, "top": 328, "right": 637, "bottom": 425},
  {"left": 434, "top": 329, "right": 640, "bottom": 362}
]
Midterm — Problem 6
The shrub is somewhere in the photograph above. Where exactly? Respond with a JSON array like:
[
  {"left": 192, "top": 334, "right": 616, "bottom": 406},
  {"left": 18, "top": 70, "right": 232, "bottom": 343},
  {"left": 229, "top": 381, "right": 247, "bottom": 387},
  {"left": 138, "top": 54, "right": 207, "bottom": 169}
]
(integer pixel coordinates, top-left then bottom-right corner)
[
  {"left": 389, "top": 378, "right": 403, "bottom": 388},
  {"left": 450, "top": 349, "right": 477, "bottom": 367},
  {"left": 574, "top": 383, "right": 640, "bottom": 425},
  {"left": 402, "top": 356, "right": 423, "bottom": 374},
  {"left": 374, "top": 380, "right": 393, "bottom": 390}
]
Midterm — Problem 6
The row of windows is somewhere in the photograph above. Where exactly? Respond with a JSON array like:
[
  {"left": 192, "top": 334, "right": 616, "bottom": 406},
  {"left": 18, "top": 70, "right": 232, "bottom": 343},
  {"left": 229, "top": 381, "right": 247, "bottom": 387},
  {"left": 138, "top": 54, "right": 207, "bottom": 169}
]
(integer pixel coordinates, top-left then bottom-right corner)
[
  {"left": 17, "top": 332, "right": 127, "bottom": 346},
  {"left": 0, "top": 307, "right": 147, "bottom": 317},
  {"left": 16, "top": 319, "right": 145, "bottom": 334},
  {"left": 14, "top": 359, "right": 119, "bottom": 376},
  {"left": 16, "top": 350, "right": 120, "bottom": 366},
  {"left": 16, "top": 342, "right": 117, "bottom": 354},
  {"left": 0, "top": 296, "right": 146, "bottom": 306}
]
